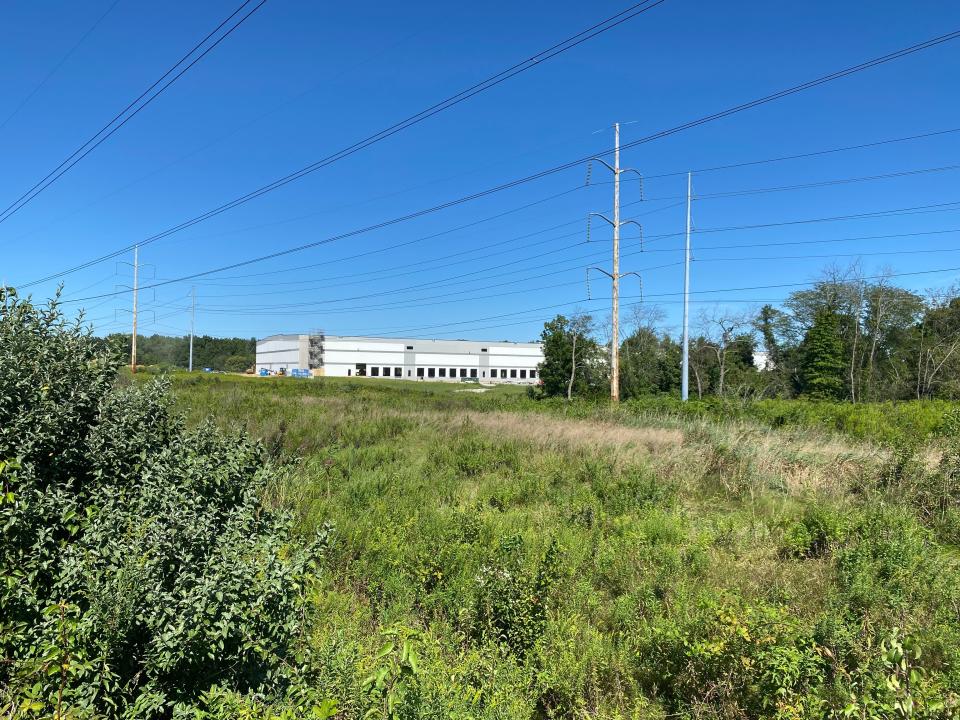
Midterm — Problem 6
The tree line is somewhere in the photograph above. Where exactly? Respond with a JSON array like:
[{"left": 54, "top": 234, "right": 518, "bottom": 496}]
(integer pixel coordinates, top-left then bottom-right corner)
[
  {"left": 537, "top": 269, "right": 960, "bottom": 402},
  {"left": 102, "top": 333, "right": 255, "bottom": 372}
]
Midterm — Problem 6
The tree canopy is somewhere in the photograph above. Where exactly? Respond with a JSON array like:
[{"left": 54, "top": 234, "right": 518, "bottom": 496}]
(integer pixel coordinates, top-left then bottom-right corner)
[{"left": 536, "top": 272, "right": 960, "bottom": 403}]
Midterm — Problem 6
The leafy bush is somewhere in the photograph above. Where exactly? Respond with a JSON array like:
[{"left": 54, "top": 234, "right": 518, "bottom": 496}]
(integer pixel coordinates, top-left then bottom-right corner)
[
  {"left": 781, "top": 503, "right": 849, "bottom": 558},
  {"left": 871, "top": 414, "right": 960, "bottom": 544},
  {"left": 0, "top": 292, "right": 328, "bottom": 717},
  {"left": 633, "top": 597, "right": 826, "bottom": 718},
  {"left": 834, "top": 506, "right": 942, "bottom": 614},
  {"left": 621, "top": 395, "right": 956, "bottom": 445},
  {"left": 472, "top": 535, "right": 561, "bottom": 659}
]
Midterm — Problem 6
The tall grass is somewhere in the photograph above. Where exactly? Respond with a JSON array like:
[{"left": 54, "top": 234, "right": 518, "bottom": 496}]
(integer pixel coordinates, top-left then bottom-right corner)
[{"left": 164, "top": 373, "right": 960, "bottom": 718}]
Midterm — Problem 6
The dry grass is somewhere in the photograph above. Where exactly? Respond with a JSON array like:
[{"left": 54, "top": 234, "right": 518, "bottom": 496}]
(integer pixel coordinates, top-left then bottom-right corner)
[
  {"left": 453, "top": 410, "right": 684, "bottom": 455},
  {"left": 248, "top": 382, "right": 885, "bottom": 498}
]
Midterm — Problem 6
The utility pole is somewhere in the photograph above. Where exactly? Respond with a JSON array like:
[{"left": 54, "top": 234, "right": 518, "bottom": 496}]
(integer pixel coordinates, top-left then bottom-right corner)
[
  {"left": 130, "top": 245, "right": 139, "bottom": 373},
  {"left": 681, "top": 172, "right": 692, "bottom": 401},
  {"left": 189, "top": 286, "right": 196, "bottom": 372},
  {"left": 586, "top": 123, "right": 643, "bottom": 402},
  {"left": 611, "top": 122, "right": 621, "bottom": 402}
]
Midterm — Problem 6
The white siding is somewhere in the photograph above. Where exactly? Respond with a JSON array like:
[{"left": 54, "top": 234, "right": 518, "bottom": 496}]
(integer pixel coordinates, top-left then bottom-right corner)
[
  {"left": 256, "top": 334, "right": 544, "bottom": 383},
  {"left": 256, "top": 335, "right": 303, "bottom": 372}
]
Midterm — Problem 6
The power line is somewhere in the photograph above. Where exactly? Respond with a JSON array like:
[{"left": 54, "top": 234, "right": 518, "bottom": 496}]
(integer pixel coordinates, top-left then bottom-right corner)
[
  {"left": 199, "top": 236, "right": 960, "bottom": 316},
  {"left": 650, "top": 265, "right": 960, "bottom": 299},
  {"left": 176, "top": 196, "right": 673, "bottom": 287},
  {"left": 23, "top": 24, "right": 960, "bottom": 289},
  {"left": 0, "top": 0, "right": 269, "bottom": 226},
  {"left": 56, "top": 195, "right": 960, "bottom": 306},
  {"left": 639, "top": 162, "right": 960, "bottom": 201},
  {"left": 644, "top": 126, "right": 960, "bottom": 180},
  {"left": 187, "top": 200, "right": 660, "bottom": 293},
  {"left": 247, "top": 261, "right": 960, "bottom": 338},
  {"left": 97, "top": 158, "right": 960, "bottom": 294},
  {"left": 194, "top": 239, "right": 960, "bottom": 317},
  {"left": 687, "top": 227, "right": 960, "bottom": 253},
  {"left": 639, "top": 199, "right": 960, "bottom": 249},
  {"left": 0, "top": 0, "right": 122, "bottom": 131},
  {"left": 244, "top": 260, "right": 960, "bottom": 338},
  {"left": 19, "top": 0, "right": 668, "bottom": 286}
]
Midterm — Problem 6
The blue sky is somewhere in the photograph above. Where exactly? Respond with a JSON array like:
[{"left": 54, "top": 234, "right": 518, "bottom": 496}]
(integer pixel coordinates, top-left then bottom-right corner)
[{"left": 2, "top": 0, "right": 959, "bottom": 342}]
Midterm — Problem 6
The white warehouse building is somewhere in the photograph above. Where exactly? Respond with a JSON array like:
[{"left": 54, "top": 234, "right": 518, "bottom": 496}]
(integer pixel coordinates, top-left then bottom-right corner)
[{"left": 256, "top": 334, "right": 544, "bottom": 384}]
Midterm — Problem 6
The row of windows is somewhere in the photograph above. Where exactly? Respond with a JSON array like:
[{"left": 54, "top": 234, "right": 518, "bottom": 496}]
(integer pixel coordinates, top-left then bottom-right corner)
[{"left": 358, "top": 366, "right": 537, "bottom": 380}]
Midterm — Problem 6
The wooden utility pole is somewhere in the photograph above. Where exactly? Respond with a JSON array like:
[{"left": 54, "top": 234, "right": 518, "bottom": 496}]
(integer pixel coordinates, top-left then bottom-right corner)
[
  {"left": 586, "top": 123, "right": 643, "bottom": 402},
  {"left": 189, "top": 285, "right": 196, "bottom": 372},
  {"left": 611, "top": 122, "right": 621, "bottom": 402},
  {"left": 130, "top": 245, "right": 139, "bottom": 373}
]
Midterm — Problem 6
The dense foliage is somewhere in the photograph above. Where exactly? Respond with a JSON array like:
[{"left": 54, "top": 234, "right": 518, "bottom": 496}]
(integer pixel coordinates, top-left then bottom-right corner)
[
  {"left": 0, "top": 292, "right": 328, "bottom": 717},
  {"left": 538, "top": 273, "right": 960, "bottom": 402},
  {"left": 536, "top": 313, "right": 607, "bottom": 398},
  {"left": 102, "top": 333, "right": 255, "bottom": 372},
  {"left": 165, "top": 373, "right": 960, "bottom": 719},
  {"left": 5, "top": 285, "right": 960, "bottom": 718}
]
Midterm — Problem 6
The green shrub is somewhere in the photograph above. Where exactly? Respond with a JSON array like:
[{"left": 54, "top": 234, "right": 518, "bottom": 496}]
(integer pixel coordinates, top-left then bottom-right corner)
[
  {"left": 472, "top": 535, "right": 561, "bottom": 659},
  {"left": 781, "top": 503, "right": 849, "bottom": 558},
  {"left": 0, "top": 293, "right": 329, "bottom": 716},
  {"left": 633, "top": 597, "right": 825, "bottom": 719},
  {"left": 834, "top": 506, "right": 941, "bottom": 614}
]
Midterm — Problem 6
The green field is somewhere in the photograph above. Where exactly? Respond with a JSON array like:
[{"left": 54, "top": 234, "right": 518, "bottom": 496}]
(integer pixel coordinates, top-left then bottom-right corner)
[
  {"left": 162, "top": 373, "right": 960, "bottom": 718},
  {"left": 6, "top": 295, "right": 960, "bottom": 719}
]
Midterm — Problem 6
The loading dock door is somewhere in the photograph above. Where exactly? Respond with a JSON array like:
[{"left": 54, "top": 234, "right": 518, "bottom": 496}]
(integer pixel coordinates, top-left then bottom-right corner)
[{"left": 355, "top": 363, "right": 367, "bottom": 377}]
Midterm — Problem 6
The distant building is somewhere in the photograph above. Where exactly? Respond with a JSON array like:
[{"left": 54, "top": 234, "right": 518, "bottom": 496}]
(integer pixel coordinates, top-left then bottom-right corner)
[
  {"left": 753, "top": 350, "right": 773, "bottom": 371},
  {"left": 256, "top": 334, "right": 544, "bottom": 384}
]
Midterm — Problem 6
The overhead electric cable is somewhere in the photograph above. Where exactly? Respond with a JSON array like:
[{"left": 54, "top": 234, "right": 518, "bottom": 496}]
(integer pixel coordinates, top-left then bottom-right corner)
[
  {"left": 23, "top": 23, "right": 960, "bottom": 289},
  {"left": 644, "top": 127, "right": 960, "bottom": 180},
  {"left": 0, "top": 0, "right": 122, "bottom": 131},
  {"left": 56, "top": 196, "right": 960, "bottom": 305},
  {"left": 0, "top": 0, "right": 269, "bottom": 225},
  {"left": 19, "top": 0, "right": 668, "bottom": 285}
]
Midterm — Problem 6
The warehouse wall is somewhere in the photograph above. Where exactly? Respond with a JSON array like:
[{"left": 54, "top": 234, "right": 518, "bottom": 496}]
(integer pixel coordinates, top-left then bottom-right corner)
[
  {"left": 256, "top": 334, "right": 543, "bottom": 383},
  {"left": 255, "top": 335, "right": 303, "bottom": 373}
]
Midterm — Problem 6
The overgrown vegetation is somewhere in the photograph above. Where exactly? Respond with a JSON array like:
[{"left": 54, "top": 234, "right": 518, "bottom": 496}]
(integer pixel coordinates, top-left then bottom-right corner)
[
  {"left": 537, "top": 272, "right": 960, "bottom": 402},
  {"left": 0, "top": 293, "right": 330, "bottom": 717},
  {"left": 4, "top": 291, "right": 960, "bottom": 718},
  {"left": 101, "top": 332, "right": 255, "bottom": 372},
  {"left": 163, "top": 372, "right": 959, "bottom": 718}
]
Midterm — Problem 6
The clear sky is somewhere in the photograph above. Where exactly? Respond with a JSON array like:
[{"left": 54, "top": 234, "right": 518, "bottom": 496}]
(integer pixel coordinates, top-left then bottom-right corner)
[{"left": 2, "top": 0, "right": 959, "bottom": 343}]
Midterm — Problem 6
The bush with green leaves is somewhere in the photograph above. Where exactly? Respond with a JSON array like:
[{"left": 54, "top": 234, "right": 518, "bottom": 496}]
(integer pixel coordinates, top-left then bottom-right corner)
[
  {"left": 0, "top": 291, "right": 329, "bottom": 717},
  {"left": 781, "top": 502, "right": 849, "bottom": 558},
  {"left": 472, "top": 535, "right": 561, "bottom": 659}
]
